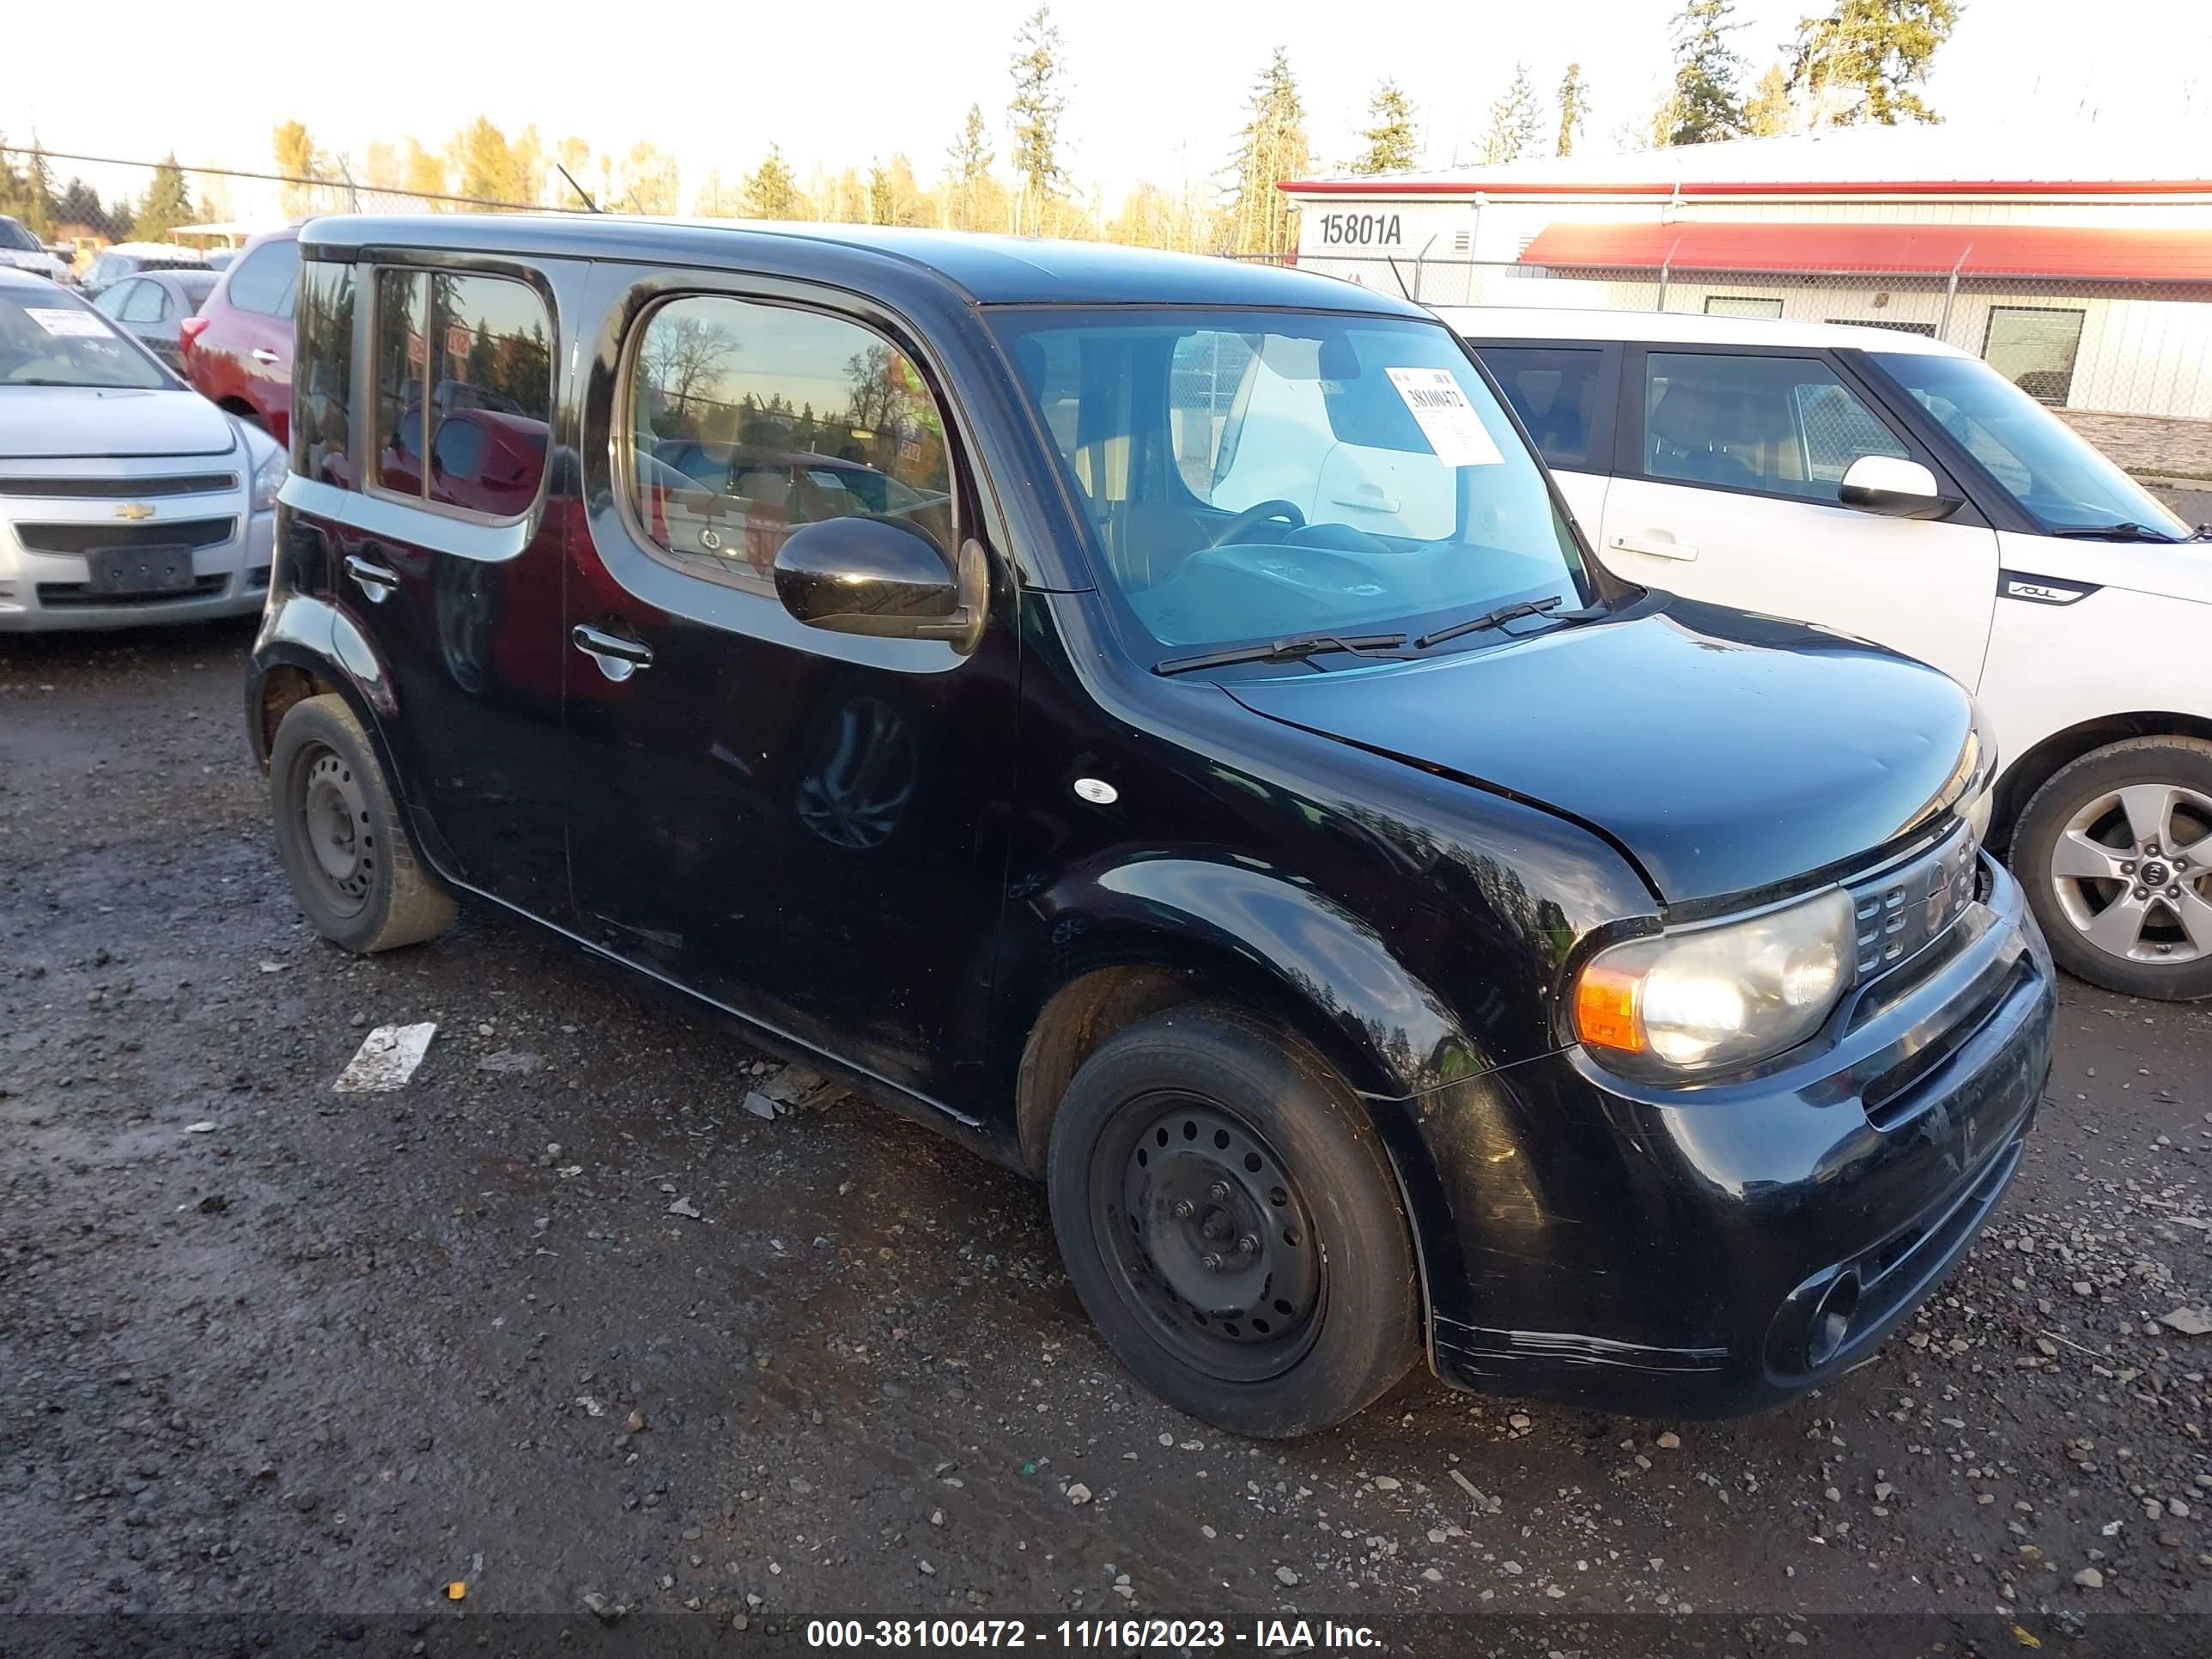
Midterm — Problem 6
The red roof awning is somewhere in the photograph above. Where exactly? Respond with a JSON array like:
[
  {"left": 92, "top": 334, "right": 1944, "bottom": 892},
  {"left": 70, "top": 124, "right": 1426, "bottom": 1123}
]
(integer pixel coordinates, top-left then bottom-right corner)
[{"left": 1516, "top": 221, "right": 2212, "bottom": 283}]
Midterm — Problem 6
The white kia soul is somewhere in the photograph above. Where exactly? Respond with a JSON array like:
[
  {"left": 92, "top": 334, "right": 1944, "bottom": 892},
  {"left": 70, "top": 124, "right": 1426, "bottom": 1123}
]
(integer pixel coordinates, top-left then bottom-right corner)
[{"left": 1445, "top": 306, "right": 2212, "bottom": 1001}]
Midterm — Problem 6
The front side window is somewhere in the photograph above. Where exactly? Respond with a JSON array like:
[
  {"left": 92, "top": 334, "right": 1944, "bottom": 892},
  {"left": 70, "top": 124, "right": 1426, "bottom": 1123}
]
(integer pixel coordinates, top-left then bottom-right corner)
[
  {"left": 293, "top": 261, "right": 355, "bottom": 483},
  {"left": 1474, "top": 345, "right": 1604, "bottom": 469},
  {"left": 625, "top": 295, "right": 954, "bottom": 587},
  {"left": 1871, "top": 349, "right": 2186, "bottom": 538},
  {"left": 994, "top": 307, "right": 1588, "bottom": 656},
  {"left": 371, "top": 268, "right": 551, "bottom": 515},
  {"left": 1643, "top": 351, "right": 1907, "bottom": 501},
  {"left": 0, "top": 286, "right": 166, "bottom": 391},
  {"left": 226, "top": 239, "right": 301, "bottom": 316},
  {"left": 91, "top": 280, "right": 136, "bottom": 320}
]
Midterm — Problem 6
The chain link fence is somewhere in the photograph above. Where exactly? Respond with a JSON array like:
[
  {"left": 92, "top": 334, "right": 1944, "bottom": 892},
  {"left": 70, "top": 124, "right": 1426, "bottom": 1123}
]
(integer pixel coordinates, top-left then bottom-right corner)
[
  {"left": 0, "top": 146, "right": 573, "bottom": 285},
  {"left": 1240, "top": 252, "right": 2212, "bottom": 480}
]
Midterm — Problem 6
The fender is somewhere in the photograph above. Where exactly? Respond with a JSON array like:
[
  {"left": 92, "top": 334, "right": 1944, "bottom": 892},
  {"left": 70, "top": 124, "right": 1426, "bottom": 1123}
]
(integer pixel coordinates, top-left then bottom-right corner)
[
  {"left": 1021, "top": 852, "right": 1490, "bottom": 1100},
  {"left": 243, "top": 592, "right": 462, "bottom": 877}
]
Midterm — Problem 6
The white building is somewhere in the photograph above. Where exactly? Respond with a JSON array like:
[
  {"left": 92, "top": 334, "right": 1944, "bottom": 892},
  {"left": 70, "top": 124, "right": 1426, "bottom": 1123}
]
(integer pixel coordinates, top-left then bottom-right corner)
[{"left": 1279, "top": 125, "right": 2212, "bottom": 429}]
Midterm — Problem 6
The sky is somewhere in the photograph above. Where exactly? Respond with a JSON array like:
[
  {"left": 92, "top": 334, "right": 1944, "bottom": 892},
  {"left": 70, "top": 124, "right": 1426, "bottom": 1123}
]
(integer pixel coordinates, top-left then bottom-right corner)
[{"left": 9, "top": 0, "right": 2211, "bottom": 212}]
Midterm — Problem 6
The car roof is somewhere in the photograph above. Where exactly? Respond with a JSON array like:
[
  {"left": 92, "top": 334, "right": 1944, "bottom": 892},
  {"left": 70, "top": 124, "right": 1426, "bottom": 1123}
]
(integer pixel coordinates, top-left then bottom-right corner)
[
  {"left": 1435, "top": 305, "right": 1965, "bottom": 356},
  {"left": 0, "top": 264, "right": 68, "bottom": 293},
  {"left": 299, "top": 214, "right": 1431, "bottom": 315}
]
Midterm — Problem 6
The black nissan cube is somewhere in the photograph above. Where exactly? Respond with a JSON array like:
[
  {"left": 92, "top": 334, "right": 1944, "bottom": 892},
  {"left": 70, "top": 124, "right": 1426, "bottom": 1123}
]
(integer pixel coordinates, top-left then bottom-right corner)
[{"left": 247, "top": 215, "right": 2055, "bottom": 1437}]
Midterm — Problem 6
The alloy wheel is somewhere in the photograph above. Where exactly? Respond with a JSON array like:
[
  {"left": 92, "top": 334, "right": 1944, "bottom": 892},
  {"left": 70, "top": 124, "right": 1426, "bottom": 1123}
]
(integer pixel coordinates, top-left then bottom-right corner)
[{"left": 2047, "top": 781, "right": 2212, "bottom": 964}]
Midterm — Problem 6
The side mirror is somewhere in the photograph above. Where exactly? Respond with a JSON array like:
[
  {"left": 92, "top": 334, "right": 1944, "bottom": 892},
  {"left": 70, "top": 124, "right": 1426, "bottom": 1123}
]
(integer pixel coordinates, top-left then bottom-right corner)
[
  {"left": 1838, "top": 455, "right": 1960, "bottom": 520},
  {"left": 773, "top": 517, "right": 988, "bottom": 654}
]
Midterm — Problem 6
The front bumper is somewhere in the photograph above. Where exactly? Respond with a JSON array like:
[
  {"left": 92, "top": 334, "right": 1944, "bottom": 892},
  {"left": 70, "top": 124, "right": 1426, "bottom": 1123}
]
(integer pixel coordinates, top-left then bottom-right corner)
[
  {"left": 0, "top": 503, "right": 273, "bottom": 632},
  {"left": 1402, "top": 853, "right": 2053, "bottom": 1417}
]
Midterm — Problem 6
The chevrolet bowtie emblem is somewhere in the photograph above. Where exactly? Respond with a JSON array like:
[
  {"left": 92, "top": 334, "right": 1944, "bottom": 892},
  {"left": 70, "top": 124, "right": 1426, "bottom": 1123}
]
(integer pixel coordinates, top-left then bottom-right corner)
[{"left": 115, "top": 502, "right": 157, "bottom": 521}]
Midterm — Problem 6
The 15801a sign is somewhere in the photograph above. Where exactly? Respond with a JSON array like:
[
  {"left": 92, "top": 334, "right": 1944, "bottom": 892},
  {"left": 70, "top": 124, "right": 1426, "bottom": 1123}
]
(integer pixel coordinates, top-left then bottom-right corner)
[{"left": 1317, "top": 211, "right": 1404, "bottom": 247}]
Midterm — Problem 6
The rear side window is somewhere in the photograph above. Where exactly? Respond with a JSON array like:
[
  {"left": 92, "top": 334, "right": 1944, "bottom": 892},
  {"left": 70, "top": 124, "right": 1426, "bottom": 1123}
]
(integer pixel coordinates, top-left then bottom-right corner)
[
  {"left": 293, "top": 261, "right": 355, "bottom": 483},
  {"left": 225, "top": 240, "right": 301, "bottom": 316},
  {"left": 1642, "top": 351, "right": 1908, "bottom": 503},
  {"left": 624, "top": 295, "right": 953, "bottom": 588},
  {"left": 371, "top": 268, "right": 551, "bottom": 516},
  {"left": 1475, "top": 346, "right": 1603, "bottom": 469}
]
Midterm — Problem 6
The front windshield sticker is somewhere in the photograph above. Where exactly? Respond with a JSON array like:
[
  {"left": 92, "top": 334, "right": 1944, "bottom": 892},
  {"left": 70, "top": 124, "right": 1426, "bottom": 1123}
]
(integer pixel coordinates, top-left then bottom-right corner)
[
  {"left": 1384, "top": 367, "right": 1504, "bottom": 467},
  {"left": 24, "top": 307, "right": 110, "bottom": 339}
]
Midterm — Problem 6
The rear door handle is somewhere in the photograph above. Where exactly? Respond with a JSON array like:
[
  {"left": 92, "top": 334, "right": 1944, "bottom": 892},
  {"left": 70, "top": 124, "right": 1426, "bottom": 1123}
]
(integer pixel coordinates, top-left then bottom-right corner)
[
  {"left": 343, "top": 553, "right": 400, "bottom": 602},
  {"left": 1610, "top": 532, "right": 1698, "bottom": 562},
  {"left": 571, "top": 623, "right": 653, "bottom": 682},
  {"left": 250, "top": 347, "right": 281, "bottom": 365}
]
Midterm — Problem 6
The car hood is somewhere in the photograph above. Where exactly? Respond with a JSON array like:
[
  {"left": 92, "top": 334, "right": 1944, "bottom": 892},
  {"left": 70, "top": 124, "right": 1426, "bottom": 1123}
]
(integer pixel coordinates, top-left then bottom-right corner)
[
  {"left": 0, "top": 386, "right": 241, "bottom": 459},
  {"left": 1224, "top": 598, "right": 1979, "bottom": 907}
]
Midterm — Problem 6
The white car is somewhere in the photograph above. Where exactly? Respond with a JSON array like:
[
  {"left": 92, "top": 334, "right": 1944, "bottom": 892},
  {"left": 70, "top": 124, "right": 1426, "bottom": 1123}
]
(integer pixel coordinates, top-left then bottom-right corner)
[
  {"left": 1, "top": 266, "right": 281, "bottom": 633},
  {"left": 1445, "top": 305, "right": 2212, "bottom": 1001},
  {"left": 0, "top": 215, "right": 73, "bottom": 285}
]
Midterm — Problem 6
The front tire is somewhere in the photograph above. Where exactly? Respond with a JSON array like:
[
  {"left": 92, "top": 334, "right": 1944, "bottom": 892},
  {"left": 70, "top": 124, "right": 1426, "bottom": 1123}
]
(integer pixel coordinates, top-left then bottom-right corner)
[
  {"left": 1047, "top": 1006, "right": 1420, "bottom": 1437},
  {"left": 269, "top": 694, "right": 456, "bottom": 953},
  {"left": 2012, "top": 736, "right": 2212, "bottom": 1000}
]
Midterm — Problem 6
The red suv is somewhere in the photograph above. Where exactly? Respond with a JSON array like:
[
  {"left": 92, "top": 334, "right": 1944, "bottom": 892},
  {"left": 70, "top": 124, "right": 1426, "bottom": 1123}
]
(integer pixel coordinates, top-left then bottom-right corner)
[{"left": 181, "top": 226, "right": 300, "bottom": 443}]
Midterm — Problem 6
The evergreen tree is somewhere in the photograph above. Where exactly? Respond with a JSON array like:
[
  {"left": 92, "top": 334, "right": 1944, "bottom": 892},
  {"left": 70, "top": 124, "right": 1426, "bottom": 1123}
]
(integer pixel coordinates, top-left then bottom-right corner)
[
  {"left": 132, "top": 155, "right": 193, "bottom": 242},
  {"left": 945, "top": 103, "right": 995, "bottom": 230},
  {"left": 744, "top": 145, "right": 801, "bottom": 220},
  {"left": 1349, "top": 80, "right": 1418, "bottom": 175},
  {"left": 1555, "top": 64, "right": 1589, "bottom": 156},
  {"left": 1788, "top": 0, "right": 1959, "bottom": 125},
  {"left": 1662, "top": 0, "right": 1747, "bottom": 145},
  {"left": 1225, "top": 46, "right": 1309, "bottom": 255},
  {"left": 1007, "top": 4, "right": 1069, "bottom": 233},
  {"left": 1480, "top": 64, "right": 1543, "bottom": 165}
]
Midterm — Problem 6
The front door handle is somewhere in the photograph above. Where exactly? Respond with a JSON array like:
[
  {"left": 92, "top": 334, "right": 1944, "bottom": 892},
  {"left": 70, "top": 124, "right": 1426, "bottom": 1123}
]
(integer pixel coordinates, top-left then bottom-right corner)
[
  {"left": 1610, "top": 532, "right": 1698, "bottom": 562},
  {"left": 343, "top": 553, "right": 400, "bottom": 602},
  {"left": 250, "top": 347, "right": 281, "bottom": 365},
  {"left": 571, "top": 623, "right": 653, "bottom": 682}
]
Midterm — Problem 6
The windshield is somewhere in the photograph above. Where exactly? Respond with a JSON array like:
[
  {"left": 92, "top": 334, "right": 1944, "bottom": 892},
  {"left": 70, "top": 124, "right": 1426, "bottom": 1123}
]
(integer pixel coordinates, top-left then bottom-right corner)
[
  {"left": 1870, "top": 351, "right": 2188, "bottom": 538},
  {"left": 994, "top": 307, "right": 1590, "bottom": 657},
  {"left": 0, "top": 217, "right": 41, "bottom": 252},
  {"left": 0, "top": 289, "right": 167, "bottom": 390}
]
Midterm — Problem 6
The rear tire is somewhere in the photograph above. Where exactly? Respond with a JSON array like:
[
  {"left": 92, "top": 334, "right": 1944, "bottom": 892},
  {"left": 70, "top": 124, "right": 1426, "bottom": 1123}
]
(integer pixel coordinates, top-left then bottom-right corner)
[
  {"left": 1047, "top": 1005, "right": 1420, "bottom": 1437},
  {"left": 2012, "top": 736, "right": 2212, "bottom": 1000},
  {"left": 269, "top": 694, "right": 456, "bottom": 953}
]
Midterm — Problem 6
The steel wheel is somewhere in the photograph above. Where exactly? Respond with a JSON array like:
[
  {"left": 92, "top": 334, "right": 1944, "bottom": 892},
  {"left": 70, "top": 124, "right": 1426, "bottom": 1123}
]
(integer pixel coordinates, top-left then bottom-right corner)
[
  {"left": 2047, "top": 782, "right": 2212, "bottom": 964},
  {"left": 1090, "top": 1095, "right": 1325, "bottom": 1384},
  {"left": 295, "top": 744, "right": 376, "bottom": 919}
]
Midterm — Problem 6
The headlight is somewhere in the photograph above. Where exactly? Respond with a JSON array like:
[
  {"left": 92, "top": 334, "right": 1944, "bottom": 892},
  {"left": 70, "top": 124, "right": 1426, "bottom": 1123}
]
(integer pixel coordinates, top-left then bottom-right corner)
[
  {"left": 1573, "top": 888, "right": 1856, "bottom": 1074},
  {"left": 250, "top": 439, "right": 287, "bottom": 512}
]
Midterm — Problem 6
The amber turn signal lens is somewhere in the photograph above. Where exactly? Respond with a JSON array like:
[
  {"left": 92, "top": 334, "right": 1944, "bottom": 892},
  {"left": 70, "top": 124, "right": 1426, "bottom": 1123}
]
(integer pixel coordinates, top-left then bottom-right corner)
[{"left": 1574, "top": 964, "right": 1644, "bottom": 1053}]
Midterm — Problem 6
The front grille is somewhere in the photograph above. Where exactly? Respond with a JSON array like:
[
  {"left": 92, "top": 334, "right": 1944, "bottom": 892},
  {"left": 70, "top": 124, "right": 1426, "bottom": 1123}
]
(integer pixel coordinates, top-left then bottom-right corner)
[
  {"left": 1845, "top": 826, "right": 1978, "bottom": 980},
  {"left": 13, "top": 518, "right": 238, "bottom": 555},
  {"left": 37, "top": 573, "right": 230, "bottom": 608},
  {"left": 0, "top": 473, "right": 237, "bottom": 499}
]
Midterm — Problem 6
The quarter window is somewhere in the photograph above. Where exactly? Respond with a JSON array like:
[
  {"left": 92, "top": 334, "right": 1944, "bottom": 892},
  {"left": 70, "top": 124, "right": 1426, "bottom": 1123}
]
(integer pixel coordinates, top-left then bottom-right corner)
[
  {"left": 1643, "top": 352, "right": 1908, "bottom": 503},
  {"left": 225, "top": 239, "right": 301, "bottom": 316},
  {"left": 1474, "top": 346, "right": 1604, "bottom": 469},
  {"left": 626, "top": 295, "right": 954, "bottom": 587},
  {"left": 371, "top": 269, "right": 552, "bottom": 516},
  {"left": 293, "top": 262, "right": 356, "bottom": 483}
]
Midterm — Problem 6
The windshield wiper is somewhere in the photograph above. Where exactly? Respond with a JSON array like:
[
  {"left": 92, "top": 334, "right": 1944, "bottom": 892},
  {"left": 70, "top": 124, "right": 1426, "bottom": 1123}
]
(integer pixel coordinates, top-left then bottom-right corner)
[
  {"left": 1414, "top": 594, "right": 1605, "bottom": 650},
  {"left": 1152, "top": 631, "right": 1407, "bottom": 677},
  {"left": 2048, "top": 521, "right": 2180, "bottom": 543}
]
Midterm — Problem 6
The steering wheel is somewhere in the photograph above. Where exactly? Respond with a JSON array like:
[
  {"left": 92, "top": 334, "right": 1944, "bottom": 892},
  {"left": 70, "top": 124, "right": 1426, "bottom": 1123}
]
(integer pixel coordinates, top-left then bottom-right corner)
[{"left": 1210, "top": 499, "right": 1305, "bottom": 547}]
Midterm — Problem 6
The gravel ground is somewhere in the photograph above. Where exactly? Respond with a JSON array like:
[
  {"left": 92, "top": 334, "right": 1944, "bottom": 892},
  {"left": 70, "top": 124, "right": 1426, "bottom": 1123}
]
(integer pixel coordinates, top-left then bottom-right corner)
[{"left": 3, "top": 621, "right": 2211, "bottom": 1653}]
